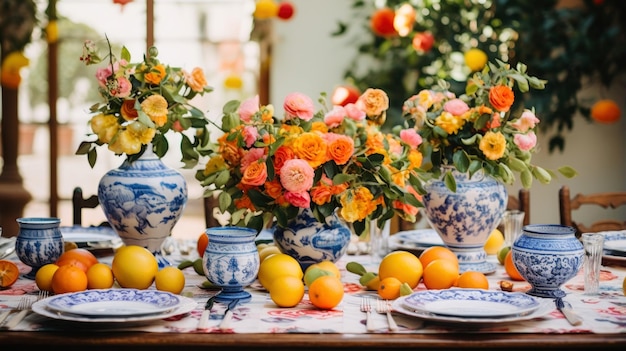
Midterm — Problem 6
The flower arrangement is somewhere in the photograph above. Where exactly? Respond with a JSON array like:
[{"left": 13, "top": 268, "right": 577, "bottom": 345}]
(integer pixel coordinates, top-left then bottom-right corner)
[
  {"left": 196, "top": 89, "right": 424, "bottom": 236},
  {"left": 401, "top": 60, "right": 576, "bottom": 191},
  {"left": 76, "top": 38, "right": 213, "bottom": 168}
]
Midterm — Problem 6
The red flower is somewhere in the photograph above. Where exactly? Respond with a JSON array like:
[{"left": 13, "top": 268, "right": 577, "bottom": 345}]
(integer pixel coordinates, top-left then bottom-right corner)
[
  {"left": 412, "top": 32, "right": 435, "bottom": 53},
  {"left": 370, "top": 8, "right": 397, "bottom": 37}
]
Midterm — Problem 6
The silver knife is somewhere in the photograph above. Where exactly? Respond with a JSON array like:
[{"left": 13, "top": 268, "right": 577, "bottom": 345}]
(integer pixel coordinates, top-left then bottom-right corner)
[
  {"left": 219, "top": 299, "right": 240, "bottom": 331},
  {"left": 555, "top": 297, "right": 583, "bottom": 326},
  {"left": 197, "top": 290, "right": 221, "bottom": 330}
]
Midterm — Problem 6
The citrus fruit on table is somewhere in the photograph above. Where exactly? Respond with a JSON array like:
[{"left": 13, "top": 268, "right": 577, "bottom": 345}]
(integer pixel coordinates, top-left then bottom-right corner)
[
  {"left": 422, "top": 258, "right": 460, "bottom": 290},
  {"left": 51, "top": 264, "right": 88, "bottom": 294},
  {"left": 377, "top": 276, "right": 402, "bottom": 300},
  {"left": 197, "top": 232, "right": 208, "bottom": 258},
  {"left": 55, "top": 248, "right": 99, "bottom": 273},
  {"left": 504, "top": 249, "right": 525, "bottom": 281},
  {"left": 378, "top": 250, "right": 423, "bottom": 289},
  {"left": 155, "top": 266, "right": 186, "bottom": 294},
  {"left": 497, "top": 246, "right": 511, "bottom": 265},
  {"left": 112, "top": 245, "right": 159, "bottom": 289},
  {"left": 0, "top": 260, "right": 20, "bottom": 288},
  {"left": 484, "top": 228, "right": 504, "bottom": 255},
  {"left": 257, "top": 253, "right": 303, "bottom": 290},
  {"left": 269, "top": 275, "right": 305, "bottom": 307},
  {"left": 35, "top": 263, "right": 59, "bottom": 292},
  {"left": 419, "top": 246, "right": 459, "bottom": 269},
  {"left": 455, "top": 270, "right": 489, "bottom": 289},
  {"left": 258, "top": 245, "right": 282, "bottom": 263},
  {"left": 308, "top": 275, "right": 344, "bottom": 310},
  {"left": 86, "top": 262, "right": 114, "bottom": 290}
]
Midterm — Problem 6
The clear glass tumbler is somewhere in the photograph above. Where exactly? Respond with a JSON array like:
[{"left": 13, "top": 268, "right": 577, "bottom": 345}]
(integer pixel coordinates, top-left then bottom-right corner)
[
  {"left": 581, "top": 233, "right": 605, "bottom": 295},
  {"left": 502, "top": 210, "right": 525, "bottom": 248}
]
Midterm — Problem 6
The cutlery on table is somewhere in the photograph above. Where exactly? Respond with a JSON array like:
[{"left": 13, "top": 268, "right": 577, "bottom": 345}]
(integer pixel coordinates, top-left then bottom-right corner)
[
  {"left": 0, "top": 296, "right": 29, "bottom": 327},
  {"left": 555, "top": 297, "right": 583, "bottom": 326},
  {"left": 219, "top": 299, "right": 240, "bottom": 331},
  {"left": 360, "top": 297, "right": 375, "bottom": 332},
  {"left": 1, "top": 291, "right": 48, "bottom": 330},
  {"left": 376, "top": 299, "right": 398, "bottom": 332},
  {"left": 197, "top": 290, "right": 222, "bottom": 330}
]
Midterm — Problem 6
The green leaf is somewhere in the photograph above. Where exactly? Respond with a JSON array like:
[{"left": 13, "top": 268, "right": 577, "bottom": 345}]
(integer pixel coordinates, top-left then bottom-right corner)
[
  {"left": 218, "top": 191, "right": 232, "bottom": 212},
  {"left": 558, "top": 166, "right": 578, "bottom": 179},
  {"left": 443, "top": 171, "right": 456, "bottom": 192}
]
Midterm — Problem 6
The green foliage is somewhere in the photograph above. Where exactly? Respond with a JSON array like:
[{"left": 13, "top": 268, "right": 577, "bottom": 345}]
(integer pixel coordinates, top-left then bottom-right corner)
[{"left": 334, "top": 0, "right": 626, "bottom": 152}]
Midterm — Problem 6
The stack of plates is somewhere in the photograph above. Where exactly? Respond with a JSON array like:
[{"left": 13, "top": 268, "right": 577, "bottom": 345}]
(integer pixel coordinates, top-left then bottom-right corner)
[
  {"left": 391, "top": 289, "right": 553, "bottom": 325},
  {"left": 602, "top": 230, "right": 626, "bottom": 266},
  {"left": 389, "top": 229, "right": 444, "bottom": 255},
  {"left": 32, "top": 289, "right": 197, "bottom": 323},
  {"left": 59, "top": 226, "right": 123, "bottom": 251}
]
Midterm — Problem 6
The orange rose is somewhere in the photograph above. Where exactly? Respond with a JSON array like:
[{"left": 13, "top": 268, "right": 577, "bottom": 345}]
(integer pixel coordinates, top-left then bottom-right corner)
[
  {"left": 218, "top": 134, "right": 241, "bottom": 167},
  {"left": 234, "top": 193, "right": 256, "bottom": 211},
  {"left": 120, "top": 99, "right": 138, "bottom": 121},
  {"left": 265, "top": 179, "right": 284, "bottom": 200},
  {"left": 311, "top": 184, "right": 333, "bottom": 205},
  {"left": 241, "top": 161, "right": 267, "bottom": 186},
  {"left": 327, "top": 135, "right": 354, "bottom": 165},
  {"left": 292, "top": 132, "right": 328, "bottom": 168},
  {"left": 185, "top": 67, "right": 207, "bottom": 92},
  {"left": 273, "top": 145, "right": 295, "bottom": 174},
  {"left": 488, "top": 85, "right": 515, "bottom": 112},
  {"left": 357, "top": 88, "right": 389, "bottom": 117},
  {"left": 144, "top": 64, "right": 166, "bottom": 85}
]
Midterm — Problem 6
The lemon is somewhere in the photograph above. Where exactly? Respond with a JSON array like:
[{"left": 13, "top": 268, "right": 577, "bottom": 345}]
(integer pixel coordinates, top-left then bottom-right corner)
[
  {"left": 258, "top": 253, "right": 303, "bottom": 290},
  {"left": 269, "top": 275, "right": 305, "bottom": 307},
  {"left": 311, "top": 260, "right": 341, "bottom": 279},
  {"left": 378, "top": 251, "right": 423, "bottom": 289},
  {"left": 464, "top": 48, "right": 488, "bottom": 72},
  {"left": 35, "top": 263, "right": 59, "bottom": 292},
  {"left": 111, "top": 245, "right": 159, "bottom": 289},
  {"left": 484, "top": 228, "right": 504, "bottom": 255},
  {"left": 86, "top": 262, "right": 114, "bottom": 289},
  {"left": 155, "top": 266, "right": 186, "bottom": 294},
  {"left": 259, "top": 245, "right": 282, "bottom": 263}
]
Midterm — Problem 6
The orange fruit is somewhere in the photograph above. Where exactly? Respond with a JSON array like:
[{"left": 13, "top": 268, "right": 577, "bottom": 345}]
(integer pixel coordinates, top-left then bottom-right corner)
[
  {"left": 51, "top": 264, "right": 88, "bottom": 294},
  {"left": 504, "top": 250, "right": 525, "bottom": 281},
  {"left": 86, "top": 263, "right": 114, "bottom": 290},
  {"left": 35, "top": 263, "right": 60, "bottom": 292},
  {"left": 197, "top": 232, "right": 208, "bottom": 258},
  {"left": 112, "top": 245, "right": 159, "bottom": 289},
  {"left": 378, "top": 250, "right": 423, "bottom": 289},
  {"left": 377, "top": 276, "right": 403, "bottom": 300},
  {"left": 591, "top": 99, "right": 621, "bottom": 124},
  {"left": 0, "top": 260, "right": 20, "bottom": 288},
  {"left": 419, "top": 246, "right": 459, "bottom": 269},
  {"left": 308, "top": 275, "right": 344, "bottom": 310},
  {"left": 455, "top": 270, "right": 489, "bottom": 289},
  {"left": 155, "top": 266, "right": 186, "bottom": 294},
  {"left": 55, "top": 248, "right": 98, "bottom": 273},
  {"left": 422, "top": 259, "right": 460, "bottom": 290}
]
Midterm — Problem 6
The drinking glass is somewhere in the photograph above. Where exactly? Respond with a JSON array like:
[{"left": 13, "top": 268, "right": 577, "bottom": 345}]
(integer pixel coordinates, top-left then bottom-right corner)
[
  {"left": 502, "top": 210, "right": 525, "bottom": 248},
  {"left": 581, "top": 233, "right": 604, "bottom": 295}
]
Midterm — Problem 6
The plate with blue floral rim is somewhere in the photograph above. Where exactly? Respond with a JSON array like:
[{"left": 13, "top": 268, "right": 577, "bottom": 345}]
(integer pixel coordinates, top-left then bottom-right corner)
[
  {"left": 603, "top": 230, "right": 626, "bottom": 256},
  {"left": 400, "top": 289, "right": 542, "bottom": 318},
  {"left": 42, "top": 289, "right": 182, "bottom": 317},
  {"left": 389, "top": 229, "right": 444, "bottom": 249},
  {"left": 60, "top": 225, "right": 122, "bottom": 250}
]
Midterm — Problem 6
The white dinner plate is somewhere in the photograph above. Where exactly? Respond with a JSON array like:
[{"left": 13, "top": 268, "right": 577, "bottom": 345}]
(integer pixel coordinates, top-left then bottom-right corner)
[
  {"left": 603, "top": 230, "right": 626, "bottom": 255},
  {"left": 390, "top": 229, "right": 444, "bottom": 249},
  {"left": 60, "top": 226, "right": 122, "bottom": 249},
  {"left": 392, "top": 293, "right": 553, "bottom": 325},
  {"left": 33, "top": 294, "right": 196, "bottom": 323},
  {"left": 401, "top": 289, "right": 541, "bottom": 318},
  {"left": 43, "top": 289, "right": 182, "bottom": 317}
]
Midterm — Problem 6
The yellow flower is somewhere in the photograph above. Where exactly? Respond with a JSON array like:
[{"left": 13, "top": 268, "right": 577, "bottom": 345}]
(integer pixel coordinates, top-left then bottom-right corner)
[
  {"left": 0, "top": 51, "right": 29, "bottom": 88},
  {"left": 435, "top": 111, "right": 465, "bottom": 135},
  {"left": 204, "top": 155, "right": 227, "bottom": 175},
  {"left": 340, "top": 187, "right": 376, "bottom": 222},
  {"left": 479, "top": 131, "right": 506, "bottom": 160},
  {"left": 140, "top": 94, "right": 169, "bottom": 127},
  {"left": 90, "top": 114, "right": 119, "bottom": 143}
]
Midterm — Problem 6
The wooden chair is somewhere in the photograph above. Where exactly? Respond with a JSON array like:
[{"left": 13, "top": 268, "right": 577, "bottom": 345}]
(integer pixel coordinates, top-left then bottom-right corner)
[
  {"left": 507, "top": 188, "right": 531, "bottom": 226},
  {"left": 72, "top": 187, "right": 105, "bottom": 226},
  {"left": 203, "top": 195, "right": 221, "bottom": 229},
  {"left": 559, "top": 185, "right": 626, "bottom": 237}
]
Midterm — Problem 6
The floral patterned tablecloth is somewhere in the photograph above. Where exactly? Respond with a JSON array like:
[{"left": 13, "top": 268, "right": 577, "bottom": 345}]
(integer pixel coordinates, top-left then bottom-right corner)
[{"left": 1, "top": 249, "right": 625, "bottom": 335}]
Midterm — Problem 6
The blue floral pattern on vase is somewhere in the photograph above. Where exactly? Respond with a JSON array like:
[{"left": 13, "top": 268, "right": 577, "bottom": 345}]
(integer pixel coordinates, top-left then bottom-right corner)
[
  {"left": 98, "top": 146, "right": 187, "bottom": 268},
  {"left": 203, "top": 226, "right": 260, "bottom": 303},
  {"left": 273, "top": 208, "right": 351, "bottom": 271},
  {"left": 512, "top": 224, "right": 584, "bottom": 298},
  {"left": 16, "top": 217, "right": 64, "bottom": 279},
  {"left": 422, "top": 167, "right": 507, "bottom": 274}
]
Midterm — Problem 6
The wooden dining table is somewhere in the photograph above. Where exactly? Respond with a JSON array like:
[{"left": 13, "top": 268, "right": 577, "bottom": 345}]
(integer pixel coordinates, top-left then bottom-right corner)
[{"left": 1, "top": 238, "right": 626, "bottom": 350}]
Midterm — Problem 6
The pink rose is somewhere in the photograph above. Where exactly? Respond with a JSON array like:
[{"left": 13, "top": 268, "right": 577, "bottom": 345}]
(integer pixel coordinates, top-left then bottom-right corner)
[
  {"left": 241, "top": 148, "right": 265, "bottom": 171},
  {"left": 443, "top": 99, "right": 470, "bottom": 116},
  {"left": 344, "top": 103, "right": 366, "bottom": 121},
  {"left": 400, "top": 128, "right": 422, "bottom": 149},
  {"left": 242, "top": 125, "right": 259, "bottom": 148},
  {"left": 511, "top": 109, "right": 540, "bottom": 132},
  {"left": 324, "top": 106, "right": 346, "bottom": 127},
  {"left": 283, "top": 92, "right": 315, "bottom": 121},
  {"left": 280, "top": 159, "right": 314, "bottom": 193},
  {"left": 238, "top": 95, "right": 260, "bottom": 123},
  {"left": 284, "top": 191, "right": 311, "bottom": 208},
  {"left": 112, "top": 77, "right": 132, "bottom": 98},
  {"left": 514, "top": 132, "right": 537, "bottom": 151},
  {"left": 95, "top": 66, "right": 113, "bottom": 87}
]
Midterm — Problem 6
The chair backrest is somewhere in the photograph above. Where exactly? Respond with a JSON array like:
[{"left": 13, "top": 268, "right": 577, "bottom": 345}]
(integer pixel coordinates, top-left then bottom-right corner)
[
  {"left": 507, "top": 189, "right": 531, "bottom": 226},
  {"left": 203, "top": 195, "right": 221, "bottom": 229},
  {"left": 72, "top": 187, "right": 101, "bottom": 226},
  {"left": 559, "top": 185, "right": 626, "bottom": 237}
]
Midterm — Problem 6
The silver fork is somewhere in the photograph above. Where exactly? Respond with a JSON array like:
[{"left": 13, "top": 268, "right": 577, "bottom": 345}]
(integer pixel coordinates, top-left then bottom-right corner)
[
  {"left": 360, "top": 297, "right": 375, "bottom": 332},
  {"left": 2, "top": 290, "right": 48, "bottom": 330},
  {"left": 376, "top": 299, "right": 398, "bottom": 331}
]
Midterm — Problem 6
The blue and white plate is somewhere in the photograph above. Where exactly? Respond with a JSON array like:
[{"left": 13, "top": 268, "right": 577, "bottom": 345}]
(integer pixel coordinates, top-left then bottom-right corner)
[
  {"left": 603, "top": 230, "right": 626, "bottom": 256},
  {"left": 389, "top": 229, "right": 444, "bottom": 249},
  {"left": 60, "top": 226, "right": 122, "bottom": 250},
  {"left": 401, "top": 289, "right": 541, "bottom": 318},
  {"left": 43, "top": 289, "right": 181, "bottom": 317}
]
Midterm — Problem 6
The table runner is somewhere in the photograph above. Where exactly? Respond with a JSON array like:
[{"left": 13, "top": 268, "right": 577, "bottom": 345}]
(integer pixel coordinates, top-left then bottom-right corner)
[{"left": 1, "top": 250, "right": 625, "bottom": 334}]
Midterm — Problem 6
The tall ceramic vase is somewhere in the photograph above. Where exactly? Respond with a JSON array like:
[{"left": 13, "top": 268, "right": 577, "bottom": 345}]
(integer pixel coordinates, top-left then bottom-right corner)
[
  {"left": 422, "top": 167, "right": 507, "bottom": 274},
  {"left": 273, "top": 208, "right": 352, "bottom": 271},
  {"left": 98, "top": 146, "right": 187, "bottom": 267}
]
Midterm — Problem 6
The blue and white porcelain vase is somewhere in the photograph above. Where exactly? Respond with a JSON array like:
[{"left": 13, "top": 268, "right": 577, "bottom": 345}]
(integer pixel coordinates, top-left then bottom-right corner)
[
  {"left": 98, "top": 145, "right": 187, "bottom": 267},
  {"left": 422, "top": 167, "right": 507, "bottom": 274},
  {"left": 203, "top": 226, "right": 259, "bottom": 303},
  {"left": 273, "top": 208, "right": 352, "bottom": 271},
  {"left": 15, "top": 217, "right": 64, "bottom": 279},
  {"left": 512, "top": 224, "right": 584, "bottom": 298}
]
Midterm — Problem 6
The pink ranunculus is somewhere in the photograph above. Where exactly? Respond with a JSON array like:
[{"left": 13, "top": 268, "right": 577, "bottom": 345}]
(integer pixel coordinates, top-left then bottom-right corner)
[
  {"left": 284, "top": 191, "right": 311, "bottom": 208},
  {"left": 238, "top": 95, "right": 260, "bottom": 123},
  {"left": 511, "top": 109, "right": 540, "bottom": 132},
  {"left": 399, "top": 128, "right": 422, "bottom": 149},
  {"left": 95, "top": 66, "right": 113, "bottom": 87},
  {"left": 324, "top": 105, "right": 347, "bottom": 128},
  {"left": 344, "top": 103, "right": 366, "bottom": 121},
  {"left": 242, "top": 125, "right": 259, "bottom": 148},
  {"left": 112, "top": 76, "right": 132, "bottom": 98},
  {"left": 514, "top": 131, "right": 537, "bottom": 151},
  {"left": 443, "top": 99, "right": 470, "bottom": 116},
  {"left": 280, "top": 158, "right": 315, "bottom": 193},
  {"left": 283, "top": 92, "right": 315, "bottom": 121},
  {"left": 241, "top": 148, "right": 265, "bottom": 171}
]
